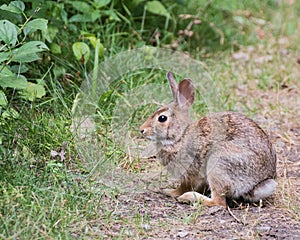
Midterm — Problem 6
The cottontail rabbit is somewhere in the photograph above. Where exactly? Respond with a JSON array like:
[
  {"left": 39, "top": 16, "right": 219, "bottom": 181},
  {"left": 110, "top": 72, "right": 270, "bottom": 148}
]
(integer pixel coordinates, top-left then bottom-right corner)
[{"left": 140, "top": 72, "right": 277, "bottom": 207}]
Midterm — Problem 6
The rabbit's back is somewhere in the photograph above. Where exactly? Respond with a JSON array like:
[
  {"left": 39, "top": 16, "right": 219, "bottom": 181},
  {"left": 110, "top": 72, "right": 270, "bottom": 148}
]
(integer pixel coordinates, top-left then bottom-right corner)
[
  {"left": 207, "top": 112, "right": 275, "bottom": 161},
  {"left": 194, "top": 111, "right": 276, "bottom": 199}
]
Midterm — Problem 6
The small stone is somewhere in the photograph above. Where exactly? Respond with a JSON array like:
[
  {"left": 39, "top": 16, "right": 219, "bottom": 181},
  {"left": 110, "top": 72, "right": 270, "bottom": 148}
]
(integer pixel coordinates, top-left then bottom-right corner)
[
  {"left": 141, "top": 223, "right": 151, "bottom": 231},
  {"left": 232, "top": 51, "right": 250, "bottom": 62},
  {"left": 177, "top": 230, "right": 189, "bottom": 238},
  {"left": 247, "top": 45, "right": 255, "bottom": 53},
  {"left": 254, "top": 55, "right": 273, "bottom": 64},
  {"left": 124, "top": 229, "right": 133, "bottom": 236},
  {"left": 256, "top": 226, "right": 271, "bottom": 233},
  {"left": 278, "top": 37, "right": 289, "bottom": 45}
]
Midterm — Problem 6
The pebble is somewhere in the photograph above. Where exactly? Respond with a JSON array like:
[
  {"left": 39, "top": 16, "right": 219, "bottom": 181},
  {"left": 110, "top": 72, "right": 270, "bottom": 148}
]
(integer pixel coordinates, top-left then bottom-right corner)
[
  {"left": 177, "top": 230, "right": 189, "bottom": 238},
  {"left": 141, "top": 223, "right": 151, "bottom": 231},
  {"left": 256, "top": 226, "right": 271, "bottom": 233}
]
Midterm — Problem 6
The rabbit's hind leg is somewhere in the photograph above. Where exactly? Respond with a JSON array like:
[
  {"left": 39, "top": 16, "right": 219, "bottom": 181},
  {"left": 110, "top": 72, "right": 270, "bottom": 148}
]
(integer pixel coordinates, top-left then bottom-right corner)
[
  {"left": 163, "top": 188, "right": 183, "bottom": 198},
  {"left": 162, "top": 180, "right": 193, "bottom": 198},
  {"left": 163, "top": 176, "right": 204, "bottom": 198}
]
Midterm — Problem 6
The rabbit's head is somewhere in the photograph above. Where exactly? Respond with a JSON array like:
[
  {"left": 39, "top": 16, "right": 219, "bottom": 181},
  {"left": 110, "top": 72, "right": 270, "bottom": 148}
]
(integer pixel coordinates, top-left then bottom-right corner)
[{"left": 140, "top": 72, "right": 195, "bottom": 146}]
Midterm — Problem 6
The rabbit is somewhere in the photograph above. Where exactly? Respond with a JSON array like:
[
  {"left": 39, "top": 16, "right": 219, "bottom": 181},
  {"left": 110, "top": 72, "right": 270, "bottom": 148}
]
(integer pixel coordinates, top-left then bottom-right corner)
[{"left": 139, "top": 72, "right": 277, "bottom": 207}]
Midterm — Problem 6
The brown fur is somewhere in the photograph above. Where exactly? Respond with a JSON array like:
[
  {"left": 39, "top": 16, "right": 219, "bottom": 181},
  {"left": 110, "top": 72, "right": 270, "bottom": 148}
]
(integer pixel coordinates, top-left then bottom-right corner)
[{"left": 140, "top": 72, "right": 277, "bottom": 207}]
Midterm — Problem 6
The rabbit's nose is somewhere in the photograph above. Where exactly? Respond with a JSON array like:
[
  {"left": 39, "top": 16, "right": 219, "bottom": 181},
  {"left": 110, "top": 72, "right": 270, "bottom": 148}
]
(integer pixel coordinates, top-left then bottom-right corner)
[
  {"left": 140, "top": 122, "right": 148, "bottom": 134},
  {"left": 140, "top": 126, "right": 147, "bottom": 134}
]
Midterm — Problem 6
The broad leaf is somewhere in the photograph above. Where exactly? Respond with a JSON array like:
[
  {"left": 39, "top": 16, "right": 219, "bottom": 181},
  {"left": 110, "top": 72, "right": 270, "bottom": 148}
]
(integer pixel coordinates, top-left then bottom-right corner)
[
  {"left": 91, "top": 10, "right": 101, "bottom": 21},
  {"left": 10, "top": 64, "right": 29, "bottom": 74},
  {"left": 0, "top": 65, "right": 14, "bottom": 76},
  {"left": 11, "top": 41, "right": 49, "bottom": 63},
  {"left": 49, "top": 43, "right": 62, "bottom": 54},
  {"left": 23, "top": 18, "right": 48, "bottom": 36},
  {"left": 0, "top": 52, "right": 10, "bottom": 63},
  {"left": 86, "top": 36, "right": 97, "bottom": 48},
  {"left": 0, "top": 75, "right": 27, "bottom": 89},
  {"left": 86, "top": 37, "right": 104, "bottom": 57},
  {"left": 12, "top": 52, "right": 40, "bottom": 63},
  {"left": 93, "top": 0, "right": 111, "bottom": 9},
  {"left": 72, "top": 42, "right": 90, "bottom": 64},
  {"left": 43, "top": 26, "right": 59, "bottom": 43},
  {"left": 145, "top": 1, "right": 170, "bottom": 18},
  {"left": 69, "top": 14, "right": 93, "bottom": 22},
  {"left": 0, "top": 1, "right": 25, "bottom": 14},
  {"left": 70, "top": 1, "right": 92, "bottom": 13},
  {"left": 0, "top": 65, "right": 27, "bottom": 89},
  {"left": 0, "top": 20, "right": 18, "bottom": 47},
  {"left": 21, "top": 82, "right": 46, "bottom": 101},
  {"left": 0, "top": 90, "right": 7, "bottom": 106},
  {"left": 102, "top": 10, "right": 120, "bottom": 22}
]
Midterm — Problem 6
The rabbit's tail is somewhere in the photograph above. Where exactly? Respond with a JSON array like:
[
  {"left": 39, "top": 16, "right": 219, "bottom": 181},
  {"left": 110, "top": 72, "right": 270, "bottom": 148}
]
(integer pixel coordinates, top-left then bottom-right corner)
[{"left": 243, "top": 179, "right": 277, "bottom": 202}]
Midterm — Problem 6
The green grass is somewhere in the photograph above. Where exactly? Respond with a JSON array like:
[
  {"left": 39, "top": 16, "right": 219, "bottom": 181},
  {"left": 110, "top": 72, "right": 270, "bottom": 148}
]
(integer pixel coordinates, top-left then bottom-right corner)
[
  {"left": 1, "top": 1, "right": 300, "bottom": 238},
  {"left": 0, "top": 165, "right": 117, "bottom": 238}
]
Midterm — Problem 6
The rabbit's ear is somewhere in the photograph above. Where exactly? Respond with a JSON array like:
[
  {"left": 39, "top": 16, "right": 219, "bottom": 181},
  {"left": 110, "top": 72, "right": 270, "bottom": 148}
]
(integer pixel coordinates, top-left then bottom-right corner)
[
  {"left": 166, "top": 72, "right": 178, "bottom": 100},
  {"left": 177, "top": 79, "right": 195, "bottom": 108}
]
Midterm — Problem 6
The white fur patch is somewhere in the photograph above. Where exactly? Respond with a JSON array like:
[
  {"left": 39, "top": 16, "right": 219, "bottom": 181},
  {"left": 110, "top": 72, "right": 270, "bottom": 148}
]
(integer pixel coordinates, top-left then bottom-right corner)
[{"left": 253, "top": 179, "right": 277, "bottom": 201}]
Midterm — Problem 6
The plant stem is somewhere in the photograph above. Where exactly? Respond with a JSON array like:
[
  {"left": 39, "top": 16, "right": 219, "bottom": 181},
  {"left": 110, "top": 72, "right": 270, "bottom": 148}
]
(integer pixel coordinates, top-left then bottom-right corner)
[{"left": 91, "top": 39, "right": 100, "bottom": 103}]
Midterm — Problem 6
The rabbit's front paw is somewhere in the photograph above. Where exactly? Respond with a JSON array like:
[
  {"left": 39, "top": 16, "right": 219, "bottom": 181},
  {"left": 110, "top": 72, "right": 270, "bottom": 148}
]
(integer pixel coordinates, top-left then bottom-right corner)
[
  {"left": 177, "top": 191, "right": 207, "bottom": 203},
  {"left": 178, "top": 192, "right": 227, "bottom": 207}
]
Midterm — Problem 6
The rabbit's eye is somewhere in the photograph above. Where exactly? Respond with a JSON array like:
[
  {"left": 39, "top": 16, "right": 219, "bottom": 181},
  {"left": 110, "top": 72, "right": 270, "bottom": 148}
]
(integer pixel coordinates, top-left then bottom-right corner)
[{"left": 158, "top": 115, "right": 168, "bottom": 123}]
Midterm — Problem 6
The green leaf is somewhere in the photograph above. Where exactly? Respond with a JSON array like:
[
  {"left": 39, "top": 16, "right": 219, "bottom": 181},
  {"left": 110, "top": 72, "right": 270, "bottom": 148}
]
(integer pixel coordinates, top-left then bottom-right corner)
[
  {"left": 0, "top": 65, "right": 13, "bottom": 76},
  {"left": 131, "top": 0, "right": 145, "bottom": 6},
  {"left": 72, "top": 42, "right": 90, "bottom": 64},
  {"left": 102, "top": 10, "right": 120, "bottom": 22},
  {"left": 0, "top": 20, "right": 18, "bottom": 47},
  {"left": 49, "top": 43, "right": 62, "bottom": 54},
  {"left": 43, "top": 25, "right": 59, "bottom": 43},
  {"left": 70, "top": 1, "right": 92, "bottom": 13},
  {"left": 85, "top": 36, "right": 97, "bottom": 48},
  {"left": 12, "top": 53, "right": 40, "bottom": 63},
  {"left": 23, "top": 18, "right": 48, "bottom": 36},
  {"left": 69, "top": 14, "right": 93, "bottom": 22},
  {"left": 21, "top": 82, "right": 46, "bottom": 101},
  {"left": 0, "top": 90, "right": 8, "bottom": 106},
  {"left": 68, "top": 11, "right": 101, "bottom": 23},
  {"left": 86, "top": 37, "right": 104, "bottom": 57},
  {"left": 98, "top": 43, "right": 104, "bottom": 57},
  {"left": 0, "top": 65, "right": 27, "bottom": 89},
  {"left": 80, "top": 31, "right": 95, "bottom": 38},
  {"left": 0, "top": 75, "right": 27, "bottom": 89},
  {"left": 0, "top": 1, "right": 25, "bottom": 14},
  {"left": 145, "top": 1, "right": 170, "bottom": 18},
  {"left": 2, "top": 107, "right": 19, "bottom": 119},
  {"left": 0, "top": 52, "right": 10, "bottom": 63},
  {"left": 91, "top": 10, "right": 101, "bottom": 21},
  {"left": 93, "top": 0, "right": 111, "bottom": 9},
  {"left": 11, "top": 41, "right": 49, "bottom": 63},
  {"left": 10, "top": 64, "right": 29, "bottom": 74}
]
